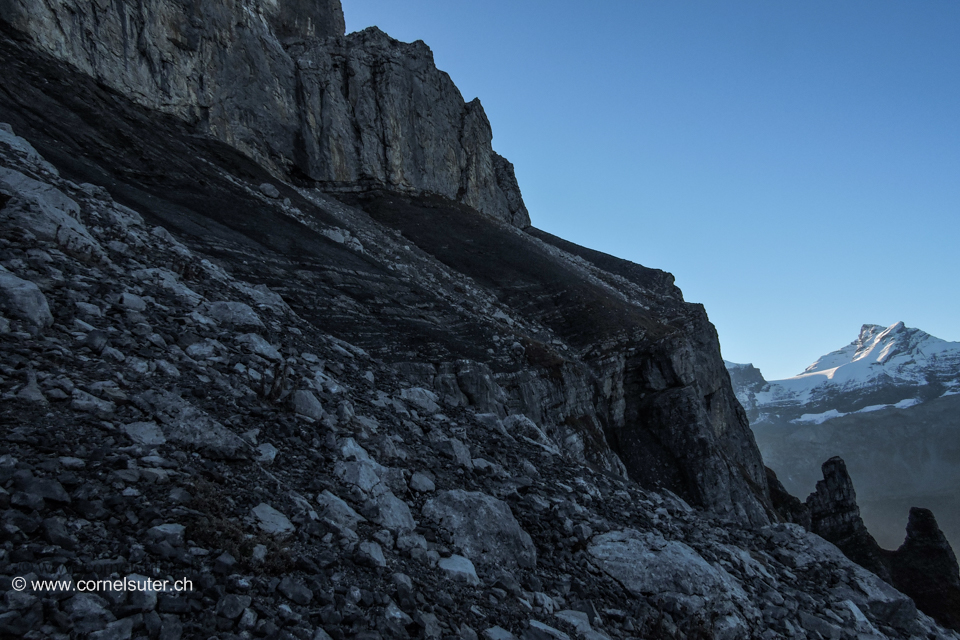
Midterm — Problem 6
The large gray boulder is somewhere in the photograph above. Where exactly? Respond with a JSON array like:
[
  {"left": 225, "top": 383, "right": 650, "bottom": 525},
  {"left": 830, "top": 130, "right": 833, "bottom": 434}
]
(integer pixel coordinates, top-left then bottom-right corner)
[
  {"left": 0, "top": 266, "right": 53, "bottom": 330},
  {"left": 0, "top": 167, "right": 103, "bottom": 259},
  {"left": 134, "top": 391, "right": 246, "bottom": 459},
  {"left": 588, "top": 529, "right": 746, "bottom": 602},
  {"left": 422, "top": 490, "right": 536, "bottom": 569},
  {"left": 203, "top": 301, "right": 263, "bottom": 328}
]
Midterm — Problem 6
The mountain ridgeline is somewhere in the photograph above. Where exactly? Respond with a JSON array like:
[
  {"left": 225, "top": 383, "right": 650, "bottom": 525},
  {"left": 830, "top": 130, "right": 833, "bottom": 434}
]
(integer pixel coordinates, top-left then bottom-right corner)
[
  {"left": 726, "top": 322, "right": 960, "bottom": 553},
  {"left": 3, "top": 1, "right": 960, "bottom": 638}
]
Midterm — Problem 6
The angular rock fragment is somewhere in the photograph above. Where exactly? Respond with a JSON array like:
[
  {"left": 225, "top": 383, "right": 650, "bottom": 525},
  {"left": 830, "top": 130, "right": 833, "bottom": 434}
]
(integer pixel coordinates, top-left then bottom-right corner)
[
  {"left": 203, "top": 301, "right": 263, "bottom": 327},
  {"left": 252, "top": 503, "right": 295, "bottom": 535},
  {"left": 422, "top": 490, "right": 536, "bottom": 569},
  {"left": 438, "top": 554, "right": 480, "bottom": 585},
  {"left": 0, "top": 267, "right": 53, "bottom": 330}
]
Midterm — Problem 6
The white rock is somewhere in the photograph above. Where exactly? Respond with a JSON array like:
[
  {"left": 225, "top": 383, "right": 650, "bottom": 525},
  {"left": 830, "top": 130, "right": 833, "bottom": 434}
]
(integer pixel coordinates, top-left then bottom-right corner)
[
  {"left": 0, "top": 266, "right": 53, "bottom": 330},
  {"left": 292, "top": 390, "right": 324, "bottom": 420},
  {"left": 256, "top": 443, "right": 278, "bottom": 464},
  {"left": 400, "top": 387, "right": 440, "bottom": 414},
  {"left": 438, "top": 554, "right": 480, "bottom": 585},
  {"left": 236, "top": 333, "right": 282, "bottom": 361},
  {"left": 482, "top": 627, "right": 517, "bottom": 640},
  {"left": 120, "top": 292, "right": 147, "bottom": 311},
  {"left": 555, "top": 611, "right": 591, "bottom": 635},
  {"left": 316, "top": 490, "right": 365, "bottom": 529},
  {"left": 374, "top": 491, "right": 416, "bottom": 532},
  {"left": 252, "top": 503, "right": 294, "bottom": 535},
  {"left": 410, "top": 471, "right": 436, "bottom": 492},
  {"left": 259, "top": 183, "right": 280, "bottom": 198},
  {"left": 123, "top": 422, "right": 167, "bottom": 446},
  {"left": 358, "top": 541, "right": 386, "bottom": 567},
  {"left": 0, "top": 167, "right": 103, "bottom": 259},
  {"left": 422, "top": 490, "right": 536, "bottom": 569},
  {"left": 334, "top": 460, "right": 383, "bottom": 493},
  {"left": 588, "top": 529, "right": 746, "bottom": 601},
  {"left": 203, "top": 301, "right": 263, "bottom": 327},
  {"left": 528, "top": 621, "right": 570, "bottom": 640}
]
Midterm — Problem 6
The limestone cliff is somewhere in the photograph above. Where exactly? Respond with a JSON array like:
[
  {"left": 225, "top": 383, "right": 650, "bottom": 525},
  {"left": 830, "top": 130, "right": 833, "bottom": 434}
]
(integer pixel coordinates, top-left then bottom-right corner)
[{"left": 0, "top": 0, "right": 528, "bottom": 226}]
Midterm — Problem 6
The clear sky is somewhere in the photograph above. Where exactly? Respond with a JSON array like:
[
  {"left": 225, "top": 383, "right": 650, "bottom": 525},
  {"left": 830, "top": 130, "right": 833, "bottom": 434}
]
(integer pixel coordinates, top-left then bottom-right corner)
[{"left": 344, "top": 1, "right": 960, "bottom": 381}]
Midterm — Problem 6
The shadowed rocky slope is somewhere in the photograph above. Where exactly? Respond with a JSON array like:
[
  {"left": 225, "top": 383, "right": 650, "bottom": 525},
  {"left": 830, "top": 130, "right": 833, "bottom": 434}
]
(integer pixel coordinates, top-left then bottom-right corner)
[
  {"left": 0, "top": 7, "right": 768, "bottom": 526},
  {"left": 1, "top": 1, "right": 958, "bottom": 638},
  {"left": 2, "top": 119, "right": 957, "bottom": 640}
]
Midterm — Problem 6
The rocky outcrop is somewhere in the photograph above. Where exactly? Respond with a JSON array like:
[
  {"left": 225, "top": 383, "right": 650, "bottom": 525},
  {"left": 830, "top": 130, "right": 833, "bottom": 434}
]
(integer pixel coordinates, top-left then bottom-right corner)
[
  {"left": 807, "top": 457, "right": 960, "bottom": 631},
  {"left": 0, "top": 0, "right": 528, "bottom": 226},
  {"left": 295, "top": 28, "right": 530, "bottom": 226},
  {"left": 806, "top": 457, "right": 892, "bottom": 582},
  {"left": 891, "top": 508, "right": 960, "bottom": 631}
]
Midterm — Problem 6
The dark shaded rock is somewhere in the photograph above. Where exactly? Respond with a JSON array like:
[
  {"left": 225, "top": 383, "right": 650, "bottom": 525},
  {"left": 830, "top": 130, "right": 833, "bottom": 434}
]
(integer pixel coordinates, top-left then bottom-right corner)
[
  {"left": 890, "top": 508, "right": 960, "bottom": 631},
  {"left": 766, "top": 466, "right": 810, "bottom": 528},
  {"left": 806, "top": 457, "right": 891, "bottom": 582}
]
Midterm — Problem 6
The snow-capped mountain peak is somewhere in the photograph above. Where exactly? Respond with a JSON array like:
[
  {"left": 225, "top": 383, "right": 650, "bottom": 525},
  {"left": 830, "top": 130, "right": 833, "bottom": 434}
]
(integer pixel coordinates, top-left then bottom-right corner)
[{"left": 727, "top": 322, "right": 960, "bottom": 427}]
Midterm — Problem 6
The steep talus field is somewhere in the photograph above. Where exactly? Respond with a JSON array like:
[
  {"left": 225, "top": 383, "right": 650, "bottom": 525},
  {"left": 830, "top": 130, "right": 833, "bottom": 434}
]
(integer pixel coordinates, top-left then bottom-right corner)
[
  {"left": 2, "top": 0, "right": 960, "bottom": 637},
  {"left": 0, "top": 18, "right": 768, "bottom": 527}
]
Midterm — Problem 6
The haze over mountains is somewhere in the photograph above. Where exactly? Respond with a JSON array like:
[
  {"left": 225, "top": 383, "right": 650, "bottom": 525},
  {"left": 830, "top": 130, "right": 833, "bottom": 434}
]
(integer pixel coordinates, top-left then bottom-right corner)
[{"left": 726, "top": 322, "right": 960, "bottom": 549}]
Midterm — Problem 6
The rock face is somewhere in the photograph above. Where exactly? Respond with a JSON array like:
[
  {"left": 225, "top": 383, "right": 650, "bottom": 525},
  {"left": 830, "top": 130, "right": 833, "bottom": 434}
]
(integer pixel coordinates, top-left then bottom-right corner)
[
  {"left": 890, "top": 508, "right": 960, "bottom": 631},
  {"left": 806, "top": 457, "right": 892, "bottom": 582},
  {"left": 0, "top": 0, "right": 529, "bottom": 226}
]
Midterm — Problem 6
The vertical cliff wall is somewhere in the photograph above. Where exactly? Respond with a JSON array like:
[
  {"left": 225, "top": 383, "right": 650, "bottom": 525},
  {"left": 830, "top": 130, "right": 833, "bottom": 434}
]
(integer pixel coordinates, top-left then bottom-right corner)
[{"left": 0, "top": 0, "right": 528, "bottom": 225}]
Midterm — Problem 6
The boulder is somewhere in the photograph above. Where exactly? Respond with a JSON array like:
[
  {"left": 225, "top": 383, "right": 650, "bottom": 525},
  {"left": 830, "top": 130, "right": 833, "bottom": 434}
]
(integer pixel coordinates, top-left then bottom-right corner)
[
  {"left": 203, "top": 301, "right": 263, "bottom": 328},
  {"left": 252, "top": 503, "right": 294, "bottom": 535},
  {"left": 438, "top": 555, "right": 480, "bottom": 586},
  {"left": 422, "top": 490, "right": 536, "bottom": 569},
  {"left": 134, "top": 391, "right": 246, "bottom": 459},
  {"left": 0, "top": 267, "right": 52, "bottom": 330},
  {"left": 292, "top": 390, "right": 324, "bottom": 420},
  {"left": 400, "top": 387, "right": 440, "bottom": 414},
  {"left": 588, "top": 529, "right": 744, "bottom": 602},
  {"left": 374, "top": 491, "right": 416, "bottom": 532}
]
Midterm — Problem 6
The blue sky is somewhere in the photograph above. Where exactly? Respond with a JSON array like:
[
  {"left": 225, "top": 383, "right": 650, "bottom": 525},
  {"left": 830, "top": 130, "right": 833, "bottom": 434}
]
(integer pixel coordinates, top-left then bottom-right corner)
[{"left": 344, "top": 1, "right": 960, "bottom": 380}]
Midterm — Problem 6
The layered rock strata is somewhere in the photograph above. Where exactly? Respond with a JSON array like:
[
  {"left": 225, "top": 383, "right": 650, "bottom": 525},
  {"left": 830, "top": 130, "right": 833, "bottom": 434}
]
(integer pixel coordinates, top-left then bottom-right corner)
[
  {"left": 0, "top": 0, "right": 528, "bottom": 225},
  {"left": 0, "top": 22, "right": 770, "bottom": 524}
]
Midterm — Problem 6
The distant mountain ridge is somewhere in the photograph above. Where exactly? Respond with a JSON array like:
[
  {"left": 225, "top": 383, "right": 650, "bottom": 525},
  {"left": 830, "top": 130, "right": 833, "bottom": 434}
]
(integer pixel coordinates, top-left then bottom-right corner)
[
  {"left": 726, "top": 322, "right": 960, "bottom": 552},
  {"left": 727, "top": 321, "right": 960, "bottom": 427}
]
